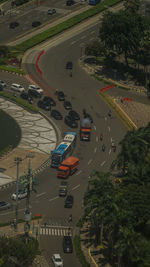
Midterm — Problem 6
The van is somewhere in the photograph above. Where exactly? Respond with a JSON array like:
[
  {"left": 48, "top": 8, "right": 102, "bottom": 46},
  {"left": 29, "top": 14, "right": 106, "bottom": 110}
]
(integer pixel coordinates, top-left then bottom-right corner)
[{"left": 11, "top": 83, "right": 25, "bottom": 93}]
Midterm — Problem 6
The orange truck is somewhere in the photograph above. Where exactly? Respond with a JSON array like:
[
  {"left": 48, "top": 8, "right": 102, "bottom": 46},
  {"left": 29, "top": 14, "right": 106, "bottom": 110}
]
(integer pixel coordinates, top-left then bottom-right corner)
[{"left": 57, "top": 156, "right": 79, "bottom": 178}]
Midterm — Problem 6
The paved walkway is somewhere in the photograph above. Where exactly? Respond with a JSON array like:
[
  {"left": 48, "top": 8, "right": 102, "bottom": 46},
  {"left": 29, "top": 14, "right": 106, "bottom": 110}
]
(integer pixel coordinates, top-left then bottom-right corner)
[{"left": 0, "top": 99, "right": 57, "bottom": 187}]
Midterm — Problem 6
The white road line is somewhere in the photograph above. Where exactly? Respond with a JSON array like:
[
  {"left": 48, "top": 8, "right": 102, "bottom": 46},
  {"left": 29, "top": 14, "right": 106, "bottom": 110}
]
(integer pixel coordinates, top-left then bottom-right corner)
[
  {"left": 101, "top": 161, "right": 106, "bottom": 166},
  {"left": 111, "top": 137, "right": 113, "bottom": 142},
  {"left": 109, "top": 149, "right": 111, "bottom": 155},
  {"left": 94, "top": 147, "right": 97, "bottom": 153},
  {"left": 105, "top": 117, "right": 107, "bottom": 121},
  {"left": 49, "top": 196, "right": 59, "bottom": 202},
  {"left": 36, "top": 192, "right": 46, "bottom": 198},
  {"left": 75, "top": 170, "right": 82, "bottom": 176},
  {"left": 80, "top": 35, "right": 86, "bottom": 39},
  {"left": 72, "top": 184, "right": 80, "bottom": 191},
  {"left": 108, "top": 126, "right": 110, "bottom": 132},
  {"left": 96, "top": 136, "right": 98, "bottom": 142},
  {"left": 94, "top": 125, "right": 96, "bottom": 131},
  {"left": 88, "top": 159, "right": 92, "bottom": 165},
  {"left": 70, "top": 40, "right": 76, "bottom": 45}
]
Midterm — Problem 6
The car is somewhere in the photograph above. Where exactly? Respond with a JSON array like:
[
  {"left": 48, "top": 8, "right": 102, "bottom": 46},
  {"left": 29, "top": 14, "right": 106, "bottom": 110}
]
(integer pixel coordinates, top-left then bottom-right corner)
[
  {"left": 11, "top": 83, "right": 25, "bottom": 93},
  {"left": 11, "top": 189, "right": 27, "bottom": 200},
  {"left": 37, "top": 100, "right": 51, "bottom": 111},
  {"left": 64, "top": 116, "right": 78, "bottom": 128},
  {"left": 84, "top": 113, "right": 93, "bottom": 123},
  {"left": 57, "top": 91, "right": 65, "bottom": 101},
  {"left": 20, "top": 92, "right": 33, "bottom": 103},
  {"left": 66, "top": 0, "right": 75, "bottom": 5},
  {"left": 28, "top": 89, "right": 42, "bottom": 98},
  {"left": 51, "top": 253, "right": 63, "bottom": 267},
  {"left": 0, "top": 84, "right": 3, "bottom": 91},
  {"left": 0, "top": 80, "right": 6, "bottom": 88},
  {"left": 63, "top": 236, "right": 73, "bottom": 253},
  {"left": 28, "top": 84, "right": 43, "bottom": 95},
  {"left": 68, "top": 110, "right": 80, "bottom": 120},
  {"left": 64, "top": 195, "right": 74, "bottom": 208},
  {"left": 32, "top": 21, "right": 41, "bottom": 27},
  {"left": 0, "top": 201, "right": 11, "bottom": 211},
  {"left": 66, "top": 61, "right": 73, "bottom": 69},
  {"left": 64, "top": 101, "right": 72, "bottom": 110},
  {"left": 43, "top": 96, "right": 56, "bottom": 106},
  {"left": 51, "top": 110, "right": 63, "bottom": 120},
  {"left": 48, "top": 8, "right": 56, "bottom": 15},
  {"left": 9, "top": 21, "right": 19, "bottom": 29}
]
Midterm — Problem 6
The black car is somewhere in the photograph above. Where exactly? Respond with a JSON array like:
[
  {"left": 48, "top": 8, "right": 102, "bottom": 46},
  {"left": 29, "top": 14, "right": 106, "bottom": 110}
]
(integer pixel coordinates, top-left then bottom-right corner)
[
  {"left": 68, "top": 110, "right": 80, "bottom": 120},
  {"left": 66, "top": 0, "right": 75, "bottom": 5},
  {"left": 28, "top": 89, "right": 42, "bottom": 98},
  {"left": 51, "top": 110, "right": 63, "bottom": 120},
  {"left": 32, "top": 21, "right": 41, "bottom": 27},
  {"left": 64, "top": 116, "right": 78, "bottom": 128},
  {"left": 64, "top": 100, "right": 72, "bottom": 110},
  {"left": 64, "top": 195, "right": 74, "bottom": 208},
  {"left": 37, "top": 100, "right": 51, "bottom": 111},
  {"left": 0, "top": 201, "right": 11, "bottom": 211},
  {"left": 43, "top": 96, "right": 56, "bottom": 106},
  {"left": 9, "top": 21, "right": 19, "bottom": 29},
  {"left": 58, "top": 91, "right": 65, "bottom": 101},
  {"left": 66, "top": 61, "right": 73, "bottom": 69},
  {"left": 20, "top": 92, "right": 33, "bottom": 104},
  {"left": 63, "top": 236, "right": 73, "bottom": 253}
]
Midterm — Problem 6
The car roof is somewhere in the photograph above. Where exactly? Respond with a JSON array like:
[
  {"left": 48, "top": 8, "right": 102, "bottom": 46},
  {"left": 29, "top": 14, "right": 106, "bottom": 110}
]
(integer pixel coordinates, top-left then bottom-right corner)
[{"left": 53, "top": 253, "right": 61, "bottom": 258}]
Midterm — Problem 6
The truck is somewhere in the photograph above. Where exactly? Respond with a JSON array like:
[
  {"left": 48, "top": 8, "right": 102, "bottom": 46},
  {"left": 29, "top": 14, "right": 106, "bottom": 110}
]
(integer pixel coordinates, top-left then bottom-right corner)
[
  {"left": 80, "top": 118, "right": 91, "bottom": 141},
  {"left": 59, "top": 181, "right": 68, "bottom": 197},
  {"left": 89, "top": 0, "right": 101, "bottom": 5},
  {"left": 57, "top": 157, "right": 79, "bottom": 179}
]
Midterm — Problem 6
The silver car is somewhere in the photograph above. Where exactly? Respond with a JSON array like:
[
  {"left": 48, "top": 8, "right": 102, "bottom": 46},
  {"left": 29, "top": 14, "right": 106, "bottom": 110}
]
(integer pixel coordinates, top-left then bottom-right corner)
[{"left": 11, "top": 189, "right": 27, "bottom": 200}]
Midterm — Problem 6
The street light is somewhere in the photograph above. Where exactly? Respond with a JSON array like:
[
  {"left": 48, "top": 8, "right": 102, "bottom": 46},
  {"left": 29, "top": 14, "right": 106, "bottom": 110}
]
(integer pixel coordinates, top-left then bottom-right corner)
[{"left": 14, "top": 157, "right": 22, "bottom": 231}]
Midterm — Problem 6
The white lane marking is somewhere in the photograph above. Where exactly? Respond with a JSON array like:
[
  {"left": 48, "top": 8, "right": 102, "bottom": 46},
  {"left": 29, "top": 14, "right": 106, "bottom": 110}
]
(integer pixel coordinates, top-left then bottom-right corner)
[
  {"left": 108, "top": 126, "right": 110, "bottom": 132},
  {"left": 72, "top": 184, "right": 80, "bottom": 191},
  {"left": 94, "top": 147, "right": 97, "bottom": 153},
  {"left": 101, "top": 161, "right": 106, "bottom": 166},
  {"left": 111, "top": 137, "right": 113, "bottom": 142},
  {"left": 105, "top": 117, "right": 107, "bottom": 121},
  {"left": 109, "top": 149, "right": 111, "bottom": 155},
  {"left": 49, "top": 196, "right": 59, "bottom": 202},
  {"left": 75, "top": 170, "right": 82, "bottom": 176},
  {"left": 80, "top": 35, "right": 86, "bottom": 39},
  {"left": 96, "top": 136, "right": 98, "bottom": 142},
  {"left": 36, "top": 192, "right": 46, "bottom": 198},
  {"left": 94, "top": 125, "right": 96, "bottom": 131},
  {"left": 88, "top": 159, "right": 93, "bottom": 165},
  {"left": 70, "top": 40, "right": 76, "bottom": 45}
]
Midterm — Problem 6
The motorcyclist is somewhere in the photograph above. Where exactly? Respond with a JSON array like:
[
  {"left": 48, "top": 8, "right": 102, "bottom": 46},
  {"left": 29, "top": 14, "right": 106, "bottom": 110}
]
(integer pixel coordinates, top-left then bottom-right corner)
[
  {"left": 68, "top": 214, "right": 72, "bottom": 222},
  {"left": 108, "top": 110, "right": 112, "bottom": 118},
  {"left": 100, "top": 133, "right": 103, "bottom": 141},
  {"left": 102, "top": 144, "right": 106, "bottom": 152}
]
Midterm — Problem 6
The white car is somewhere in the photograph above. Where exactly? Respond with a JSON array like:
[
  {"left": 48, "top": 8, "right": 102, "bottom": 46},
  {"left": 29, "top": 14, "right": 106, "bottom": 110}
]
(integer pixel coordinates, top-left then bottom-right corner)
[
  {"left": 11, "top": 189, "right": 27, "bottom": 200},
  {"left": 28, "top": 84, "right": 43, "bottom": 94},
  {"left": 51, "top": 254, "right": 63, "bottom": 267},
  {"left": 11, "top": 83, "right": 25, "bottom": 93}
]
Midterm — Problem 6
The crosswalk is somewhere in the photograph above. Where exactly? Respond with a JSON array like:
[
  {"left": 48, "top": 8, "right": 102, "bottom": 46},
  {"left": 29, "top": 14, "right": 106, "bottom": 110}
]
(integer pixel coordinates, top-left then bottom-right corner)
[{"left": 40, "top": 226, "right": 72, "bottom": 237}]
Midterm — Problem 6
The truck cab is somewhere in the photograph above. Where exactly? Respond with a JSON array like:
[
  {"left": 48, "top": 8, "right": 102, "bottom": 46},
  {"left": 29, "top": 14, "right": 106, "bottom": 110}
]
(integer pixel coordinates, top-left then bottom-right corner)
[{"left": 57, "top": 157, "right": 79, "bottom": 179}]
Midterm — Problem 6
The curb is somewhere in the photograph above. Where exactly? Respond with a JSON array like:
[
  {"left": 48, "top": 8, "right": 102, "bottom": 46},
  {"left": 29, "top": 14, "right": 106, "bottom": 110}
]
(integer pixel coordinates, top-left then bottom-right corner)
[{"left": 0, "top": 69, "right": 24, "bottom": 76}]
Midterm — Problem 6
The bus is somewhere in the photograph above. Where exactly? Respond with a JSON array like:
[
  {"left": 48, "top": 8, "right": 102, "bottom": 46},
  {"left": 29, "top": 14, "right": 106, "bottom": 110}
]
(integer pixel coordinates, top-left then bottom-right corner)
[{"left": 51, "top": 132, "right": 77, "bottom": 168}]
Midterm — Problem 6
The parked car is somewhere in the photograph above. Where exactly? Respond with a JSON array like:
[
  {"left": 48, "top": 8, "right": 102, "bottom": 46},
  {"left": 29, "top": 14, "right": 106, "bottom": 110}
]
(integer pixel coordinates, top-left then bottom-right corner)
[
  {"left": 0, "top": 80, "right": 6, "bottom": 88},
  {"left": 68, "top": 110, "right": 80, "bottom": 120},
  {"left": 0, "top": 84, "right": 3, "bottom": 91},
  {"left": 11, "top": 83, "right": 25, "bottom": 93},
  {"left": 64, "top": 116, "right": 78, "bottom": 128},
  {"left": 57, "top": 91, "right": 65, "bottom": 101},
  {"left": 28, "top": 84, "right": 43, "bottom": 95},
  {"left": 9, "top": 21, "right": 19, "bottom": 29},
  {"left": 66, "top": 0, "right": 75, "bottom": 5},
  {"left": 28, "top": 89, "right": 42, "bottom": 98},
  {"left": 0, "top": 201, "right": 11, "bottom": 211},
  {"left": 48, "top": 8, "right": 56, "bottom": 15},
  {"left": 43, "top": 96, "right": 56, "bottom": 106},
  {"left": 51, "top": 253, "right": 63, "bottom": 267},
  {"left": 51, "top": 110, "right": 63, "bottom": 120},
  {"left": 11, "top": 189, "right": 27, "bottom": 200},
  {"left": 20, "top": 92, "right": 33, "bottom": 103},
  {"left": 64, "top": 195, "right": 74, "bottom": 208},
  {"left": 32, "top": 21, "right": 41, "bottom": 27},
  {"left": 63, "top": 236, "right": 73, "bottom": 253},
  {"left": 37, "top": 100, "right": 51, "bottom": 111},
  {"left": 66, "top": 61, "right": 73, "bottom": 69},
  {"left": 64, "top": 100, "right": 72, "bottom": 110}
]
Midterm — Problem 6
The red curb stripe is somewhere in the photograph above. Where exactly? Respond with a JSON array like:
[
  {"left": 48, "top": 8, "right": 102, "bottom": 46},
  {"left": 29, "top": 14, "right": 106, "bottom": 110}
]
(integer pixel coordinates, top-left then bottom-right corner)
[
  {"left": 99, "top": 84, "right": 114, "bottom": 92},
  {"left": 36, "top": 50, "right": 44, "bottom": 75},
  {"left": 124, "top": 97, "right": 132, "bottom": 102}
]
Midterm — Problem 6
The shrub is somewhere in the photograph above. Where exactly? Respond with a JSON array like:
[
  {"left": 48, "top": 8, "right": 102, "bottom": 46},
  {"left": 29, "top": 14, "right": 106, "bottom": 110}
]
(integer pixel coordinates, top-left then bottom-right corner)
[{"left": 74, "top": 236, "right": 90, "bottom": 267}]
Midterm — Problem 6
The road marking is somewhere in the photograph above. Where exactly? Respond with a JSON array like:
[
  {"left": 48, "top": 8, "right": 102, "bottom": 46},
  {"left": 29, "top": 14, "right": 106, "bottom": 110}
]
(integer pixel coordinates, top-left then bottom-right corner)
[
  {"left": 75, "top": 170, "right": 82, "bottom": 175},
  {"left": 108, "top": 126, "right": 110, "bottom": 132},
  {"left": 36, "top": 192, "right": 46, "bottom": 198},
  {"left": 101, "top": 161, "right": 106, "bottom": 166},
  {"left": 88, "top": 159, "right": 92, "bottom": 165},
  {"left": 72, "top": 184, "right": 80, "bottom": 191},
  {"left": 70, "top": 40, "right": 76, "bottom": 45},
  {"left": 94, "top": 125, "right": 96, "bottom": 131},
  {"left": 111, "top": 137, "right": 113, "bottom": 142},
  {"left": 80, "top": 35, "right": 86, "bottom": 39},
  {"left": 109, "top": 149, "right": 111, "bottom": 155},
  {"left": 49, "top": 196, "right": 59, "bottom": 202},
  {"left": 96, "top": 136, "right": 98, "bottom": 142},
  {"left": 105, "top": 117, "right": 107, "bottom": 121},
  {"left": 94, "top": 147, "right": 97, "bottom": 153}
]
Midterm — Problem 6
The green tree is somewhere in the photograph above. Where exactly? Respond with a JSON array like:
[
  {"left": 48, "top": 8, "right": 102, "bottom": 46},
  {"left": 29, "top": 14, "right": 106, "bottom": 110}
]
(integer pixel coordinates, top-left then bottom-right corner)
[{"left": 124, "top": 0, "right": 141, "bottom": 13}]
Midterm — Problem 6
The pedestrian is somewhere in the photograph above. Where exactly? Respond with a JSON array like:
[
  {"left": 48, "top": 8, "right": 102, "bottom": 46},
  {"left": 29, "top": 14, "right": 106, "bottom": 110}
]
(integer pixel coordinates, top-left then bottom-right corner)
[{"left": 108, "top": 110, "right": 112, "bottom": 118}]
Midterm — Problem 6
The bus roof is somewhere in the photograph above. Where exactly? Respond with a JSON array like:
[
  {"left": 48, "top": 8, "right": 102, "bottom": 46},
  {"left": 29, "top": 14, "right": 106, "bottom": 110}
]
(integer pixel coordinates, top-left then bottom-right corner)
[
  {"left": 64, "top": 132, "right": 77, "bottom": 143},
  {"left": 53, "top": 142, "right": 71, "bottom": 155},
  {"left": 61, "top": 156, "right": 79, "bottom": 166}
]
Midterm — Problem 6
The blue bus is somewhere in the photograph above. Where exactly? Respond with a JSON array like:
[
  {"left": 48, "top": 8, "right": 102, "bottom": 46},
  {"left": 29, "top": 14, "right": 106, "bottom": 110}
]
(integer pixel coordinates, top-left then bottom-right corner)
[
  {"left": 89, "top": 0, "right": 101, "bottom": 5},
  {"left": 51, "top": 132, "right": 77, "bottom": 168}
]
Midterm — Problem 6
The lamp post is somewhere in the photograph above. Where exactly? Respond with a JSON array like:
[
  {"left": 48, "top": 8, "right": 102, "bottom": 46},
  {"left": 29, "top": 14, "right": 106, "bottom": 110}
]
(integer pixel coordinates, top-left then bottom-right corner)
[{"left": 14, "top": 157, "right": 22, "bottom": 231}]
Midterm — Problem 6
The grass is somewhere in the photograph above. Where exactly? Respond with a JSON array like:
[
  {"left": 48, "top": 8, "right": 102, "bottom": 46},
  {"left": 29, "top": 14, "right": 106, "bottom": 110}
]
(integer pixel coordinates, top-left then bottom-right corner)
[{"left": 0, "top": 65, "right": 25, "bottom": 74}]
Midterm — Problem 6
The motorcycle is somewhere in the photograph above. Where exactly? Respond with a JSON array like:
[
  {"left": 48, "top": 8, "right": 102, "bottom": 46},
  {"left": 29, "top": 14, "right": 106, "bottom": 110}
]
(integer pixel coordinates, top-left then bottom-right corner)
[{"left": 102, "top": 144, "right": 106, "bottom": 152}]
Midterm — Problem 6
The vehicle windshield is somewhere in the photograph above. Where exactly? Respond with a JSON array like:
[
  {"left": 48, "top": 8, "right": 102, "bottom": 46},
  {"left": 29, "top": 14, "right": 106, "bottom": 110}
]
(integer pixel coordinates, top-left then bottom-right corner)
[
  {"left": 52, "top": 154, "right": 61, "bottom": 163},
  {"left": 59, "top": 169, "right": 68, "bottom": 173},
  {"left": 55, "top": 258, "right": 61, "bottom": 262},
  {"left": 82, "top": 131, "right": 90, "bottom": 135}
]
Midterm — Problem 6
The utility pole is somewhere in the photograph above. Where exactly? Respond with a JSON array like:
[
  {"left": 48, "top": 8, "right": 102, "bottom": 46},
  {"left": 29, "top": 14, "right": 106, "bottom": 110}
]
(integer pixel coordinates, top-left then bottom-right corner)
[{"left": 14, "top": 157, "right": 22, "bottom": 231}]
